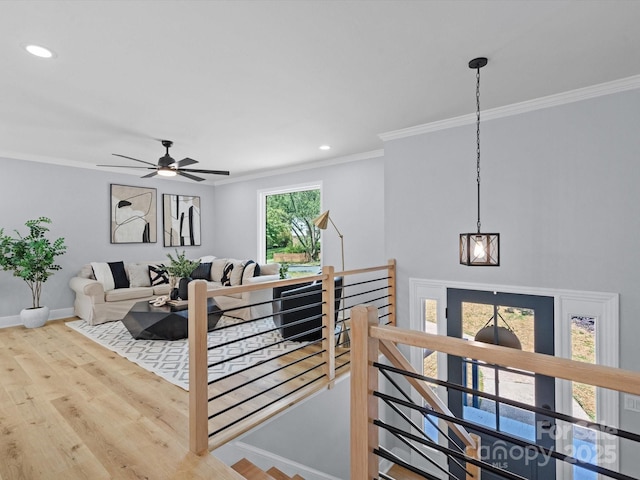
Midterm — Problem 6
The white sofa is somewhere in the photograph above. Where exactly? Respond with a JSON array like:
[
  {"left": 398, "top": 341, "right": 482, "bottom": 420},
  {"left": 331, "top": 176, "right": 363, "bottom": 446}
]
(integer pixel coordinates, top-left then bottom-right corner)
[{"left": 69, "top": 257, "right": 279, "bottom": 325}]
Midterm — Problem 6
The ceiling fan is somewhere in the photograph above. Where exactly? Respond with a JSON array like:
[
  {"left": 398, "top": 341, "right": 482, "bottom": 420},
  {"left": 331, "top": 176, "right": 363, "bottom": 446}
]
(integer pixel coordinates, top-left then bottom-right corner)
[{"left": 98, "top": 140, "right": 230, "bottom": 182}]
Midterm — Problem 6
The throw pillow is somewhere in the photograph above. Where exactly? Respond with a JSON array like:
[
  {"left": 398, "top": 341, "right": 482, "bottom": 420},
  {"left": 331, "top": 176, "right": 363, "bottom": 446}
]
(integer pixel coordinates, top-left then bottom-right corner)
[
  {"left": 109, "top": 261, "right": 130, "bottom": 289},
  {"left": 211, "top": 258, "right": 228, "bottom": 282},
  {"left": 199, "top": 255, "right": 216, "bottom": 264},
  {"left": 91, "top": 262, "right": 114, "bottom": 290},
  {"left": 78, "top": 264, "right": 95, "bottom": 279},
  {"left": 260, "top": 263, "right": 278, "bottom": 276},
  {"left": 191, "top": 262, "right": 212, "bottom": 280},
  {"left": 241, "top": 260, "right": 256, "bottom": 284},
  {"left": 148, "top": 264, "right": 169, "bottom": 286},
  {"left": 91, "top": 261, "right": 130, "bottom": 290},
  {"left": 127, "top": 263, "right": 151, "bottom": 288},
  {"left": 221, "top": 261, "right": 234, "bottom": 286},
  {"left": 229, "top": 260, "right": 245, "bottom": 286}
]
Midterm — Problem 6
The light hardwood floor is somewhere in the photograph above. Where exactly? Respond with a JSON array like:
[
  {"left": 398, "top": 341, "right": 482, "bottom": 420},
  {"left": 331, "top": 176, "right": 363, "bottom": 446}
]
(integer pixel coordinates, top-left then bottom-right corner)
[{"left": 0, "top": 319, "right": 244, "bottom": 479}]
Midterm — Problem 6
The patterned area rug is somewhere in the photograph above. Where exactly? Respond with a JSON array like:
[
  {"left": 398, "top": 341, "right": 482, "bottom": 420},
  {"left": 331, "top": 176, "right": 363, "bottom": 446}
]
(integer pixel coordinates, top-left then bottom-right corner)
[{"left": 66, "top": 316, "right": 301, "bottom": 391}]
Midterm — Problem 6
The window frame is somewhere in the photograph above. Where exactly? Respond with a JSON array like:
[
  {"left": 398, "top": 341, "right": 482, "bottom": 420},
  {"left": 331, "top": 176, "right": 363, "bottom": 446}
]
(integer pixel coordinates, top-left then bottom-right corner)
[{"left": 257, "top": 181, "right": 323, "bottom": 265}]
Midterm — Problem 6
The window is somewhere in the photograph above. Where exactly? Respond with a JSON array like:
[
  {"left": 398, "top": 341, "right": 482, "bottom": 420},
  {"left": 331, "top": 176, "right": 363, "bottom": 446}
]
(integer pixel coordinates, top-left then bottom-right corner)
[{"left": 258, "top": 183, "right": 322, "bottom": 278}]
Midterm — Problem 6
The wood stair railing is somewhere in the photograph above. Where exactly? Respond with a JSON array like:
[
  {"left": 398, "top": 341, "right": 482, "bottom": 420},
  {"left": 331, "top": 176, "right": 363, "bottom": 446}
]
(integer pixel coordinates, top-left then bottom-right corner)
[{"left": 231, "top": 458, "right": 305, "bottom": 480}]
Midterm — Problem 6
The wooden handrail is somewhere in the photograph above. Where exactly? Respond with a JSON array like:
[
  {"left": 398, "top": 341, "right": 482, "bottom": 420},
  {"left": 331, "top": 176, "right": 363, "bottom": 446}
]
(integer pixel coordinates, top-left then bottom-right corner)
[
  {"left": 187, "top": 261, "right": 398, "bottom": 455},
  {"left": 336, "top": 262, "right": 396, "bottom": 277},
  {"left": 370, "top": 324, "right": 640, "bottom": 396},
  {"left": 203, "top": 274, "right": 325, "bottom": 298},
  {"left": 354, "top": 305, "right": 639, "bottom": 480},
  {"left": 192, "top": 262, "right": 395, "bottom": 301}
]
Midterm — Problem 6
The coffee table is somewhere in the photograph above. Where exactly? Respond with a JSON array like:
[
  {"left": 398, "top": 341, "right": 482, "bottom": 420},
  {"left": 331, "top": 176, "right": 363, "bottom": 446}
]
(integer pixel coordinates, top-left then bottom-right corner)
[{"left": 122, "top": 298, "right": 222, "bottom": 340}]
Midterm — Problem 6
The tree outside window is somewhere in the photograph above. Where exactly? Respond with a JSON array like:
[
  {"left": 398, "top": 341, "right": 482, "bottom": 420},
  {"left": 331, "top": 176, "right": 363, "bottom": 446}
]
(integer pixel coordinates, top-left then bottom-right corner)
[{"left": 264, "top": 188, "right": 321, "bottom": 276}]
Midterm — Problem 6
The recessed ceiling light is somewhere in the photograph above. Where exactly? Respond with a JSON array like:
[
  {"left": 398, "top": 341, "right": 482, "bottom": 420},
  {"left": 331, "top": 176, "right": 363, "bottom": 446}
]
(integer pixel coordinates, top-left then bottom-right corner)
[
  {"left": 24, "top": 44, "right": 56, "bottom": 58},
  {"left": 319, "top": 145, "right": 331, "bottom": 151}
]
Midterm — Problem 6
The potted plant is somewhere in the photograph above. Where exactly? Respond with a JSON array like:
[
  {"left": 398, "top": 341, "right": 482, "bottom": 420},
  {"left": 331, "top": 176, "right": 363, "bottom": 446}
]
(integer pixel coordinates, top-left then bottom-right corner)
[
  {"left": 166, "top": 249, "right": 199, "bottom": 300},
  {"left": 0, "top": 217, "right": 67, "bottom": 328},
  {"left": 279, "top": 262, "right": 290, "bottom": 279}
]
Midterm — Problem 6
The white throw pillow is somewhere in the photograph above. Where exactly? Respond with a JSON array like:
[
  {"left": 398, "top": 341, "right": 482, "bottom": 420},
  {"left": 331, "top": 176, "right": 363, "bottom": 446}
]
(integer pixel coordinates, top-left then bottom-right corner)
[
  {"left": 91, "top": 262, "right": 115, "bottom": 291},
  {"left": 260, "top": 263, "right": 278, "bottom": 276},
  {"left": 211, "top": 258, "right": 228, "bottom": 282},
  {"left": 229, "top": 260, "right": 245, "bottom": 286},
  {"left": 242, "top": 262, "right": 257, "bottom": 282}
]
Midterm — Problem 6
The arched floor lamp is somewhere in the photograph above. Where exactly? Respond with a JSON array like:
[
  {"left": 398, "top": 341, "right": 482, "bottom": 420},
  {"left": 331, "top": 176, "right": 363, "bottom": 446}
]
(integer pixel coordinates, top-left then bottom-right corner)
[{"left": 313, "top": 210, "right": 348, "bottom": 346}]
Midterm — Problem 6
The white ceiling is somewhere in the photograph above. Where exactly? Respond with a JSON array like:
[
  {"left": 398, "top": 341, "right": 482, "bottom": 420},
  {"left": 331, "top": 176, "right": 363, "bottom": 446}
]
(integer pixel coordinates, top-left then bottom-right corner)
[{"left": 2, "top": 0, "right": 640, "bottom": 182}]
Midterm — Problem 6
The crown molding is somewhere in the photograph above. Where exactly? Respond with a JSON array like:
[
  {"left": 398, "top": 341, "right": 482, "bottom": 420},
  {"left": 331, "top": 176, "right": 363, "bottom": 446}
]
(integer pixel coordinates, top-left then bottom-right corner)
[
  {"left": 379, "top": 74, "right": 640, "bottom": 142},
  {"left": 213, "top": 149, "right": 385, "bottom": 186},
  {"left": 2, "top": 149, "right": 385, "bottom": 187}
]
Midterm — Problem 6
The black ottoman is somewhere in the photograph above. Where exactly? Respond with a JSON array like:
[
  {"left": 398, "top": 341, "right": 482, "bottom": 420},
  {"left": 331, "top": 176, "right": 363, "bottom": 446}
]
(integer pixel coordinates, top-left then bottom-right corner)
[{"left": 122, "top": 298, "right": 222, "bottom": 341}]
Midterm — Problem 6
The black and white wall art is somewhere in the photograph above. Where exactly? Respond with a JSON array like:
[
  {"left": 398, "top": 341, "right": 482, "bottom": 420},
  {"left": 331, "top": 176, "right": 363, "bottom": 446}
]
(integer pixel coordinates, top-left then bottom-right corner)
[
  {"left": 110, "top": 184, "right": 157, "bottom": 243},
  {"left": 163, "top": 194, "right": 201, "bottom": 246}
]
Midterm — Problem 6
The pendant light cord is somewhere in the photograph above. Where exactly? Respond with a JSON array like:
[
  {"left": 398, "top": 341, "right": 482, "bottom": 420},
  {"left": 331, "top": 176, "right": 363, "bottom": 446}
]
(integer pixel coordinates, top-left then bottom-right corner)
[{"left": 475, "top": 65, "right": 482, "bottom": 234}]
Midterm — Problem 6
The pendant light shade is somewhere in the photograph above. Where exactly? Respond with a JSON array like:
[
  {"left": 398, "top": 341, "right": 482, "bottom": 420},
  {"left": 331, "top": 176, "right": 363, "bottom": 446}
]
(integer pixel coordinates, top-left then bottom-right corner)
[
  {"left": 460, "top": 232, "right": 500, "bottom": 266},
  {"left": 474, "top": 325, "right": 522, "bottom": 350},
  {"left": 459, "top": 57, "right": 500, "bottom": 266},
  {"left": 473, "top": 307, "right": 522, "bottom": 350}
]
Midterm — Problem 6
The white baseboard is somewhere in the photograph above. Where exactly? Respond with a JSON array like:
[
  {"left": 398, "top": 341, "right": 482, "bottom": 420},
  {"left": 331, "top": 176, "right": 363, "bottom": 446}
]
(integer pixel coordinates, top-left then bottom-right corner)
[
  {"left": 0, "top": 307, "right": 75, "bottom": 329},
  {"left": 214, "top": 440, "right": 342, "bottom": 480}
]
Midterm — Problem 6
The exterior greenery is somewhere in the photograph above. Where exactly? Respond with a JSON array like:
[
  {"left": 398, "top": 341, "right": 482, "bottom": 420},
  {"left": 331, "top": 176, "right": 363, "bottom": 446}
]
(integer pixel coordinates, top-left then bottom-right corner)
[
  {"left": 166, "top": 249, "right": 200, "bottom": 278},
  {"left": 279, "top": 263, "right": 289, "bottom": 279},
  {"left": 266, "top": 189, "right": 321, "bottom": 262},
  {"left": 0, "top": 217, "right": 67, "bottom": 309}
]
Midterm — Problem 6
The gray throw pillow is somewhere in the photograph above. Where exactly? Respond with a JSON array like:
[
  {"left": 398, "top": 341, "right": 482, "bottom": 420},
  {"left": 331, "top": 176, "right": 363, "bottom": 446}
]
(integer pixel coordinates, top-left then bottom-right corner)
[{"left": 127, "top": 263, "right": 151, "bottom": 287}]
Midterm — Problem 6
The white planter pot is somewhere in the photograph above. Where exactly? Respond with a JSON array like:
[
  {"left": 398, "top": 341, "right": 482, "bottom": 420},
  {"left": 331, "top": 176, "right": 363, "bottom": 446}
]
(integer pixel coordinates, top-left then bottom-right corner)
[{"left": 20, "top": 306, "right": 49, "bottom": 328}]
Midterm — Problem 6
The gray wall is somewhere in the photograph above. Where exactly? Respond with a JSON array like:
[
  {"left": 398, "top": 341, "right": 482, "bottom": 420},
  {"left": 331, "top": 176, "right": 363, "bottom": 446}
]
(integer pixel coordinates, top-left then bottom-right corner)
[
  {"left": 0, "top": 154, "right": 386, "bottom": 317},
  {"left": 211, "top": 157, "right": 386, "bottom": 270},
  {"left": 383, "top": 88, "right": 640, "bottom": 474},
  {"left": 238, "top": 376, "right": 351, "bottom": 478},
  {"left": 0, "top": 158, "right": 216, "bottom": 317}
]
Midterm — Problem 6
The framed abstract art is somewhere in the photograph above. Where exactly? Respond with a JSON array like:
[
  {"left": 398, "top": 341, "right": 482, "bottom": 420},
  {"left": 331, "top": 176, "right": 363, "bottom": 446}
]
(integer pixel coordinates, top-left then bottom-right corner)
[
  {"left": 110, "top": 184, "right": 157, "bottom": 243},
  {"left": 163, "top": 194, "right": 201, "bottom": 246}
]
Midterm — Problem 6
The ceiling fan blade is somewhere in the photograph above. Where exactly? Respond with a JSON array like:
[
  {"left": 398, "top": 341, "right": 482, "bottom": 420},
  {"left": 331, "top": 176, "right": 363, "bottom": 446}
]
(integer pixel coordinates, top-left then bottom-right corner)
[
  {"left": 141, "top": 171, "right": 158, "bottom": 179},
  {"left": 175, "top": 157, "right": 198, "bottom": 168},
  {"left": 177, "top": 170, "right": 205, "bottom": 182},
  {"left": 97, "top": 165, "right": 155, "bottom": 170},
  {"left": 179, "top": 168, "right": 230, "bottom": 176},
  {"left": 112, "top": 153, "right": 157, "bottom": 167}
]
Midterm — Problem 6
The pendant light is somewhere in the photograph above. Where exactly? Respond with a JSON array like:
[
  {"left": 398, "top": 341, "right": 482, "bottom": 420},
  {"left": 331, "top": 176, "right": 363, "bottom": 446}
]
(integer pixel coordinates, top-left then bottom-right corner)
[
  {"left": 459, "top": 57, "right": 500, "bottom": 266},
  {"left": 474, "top": 307, "right": 522, "bottom": 350}
]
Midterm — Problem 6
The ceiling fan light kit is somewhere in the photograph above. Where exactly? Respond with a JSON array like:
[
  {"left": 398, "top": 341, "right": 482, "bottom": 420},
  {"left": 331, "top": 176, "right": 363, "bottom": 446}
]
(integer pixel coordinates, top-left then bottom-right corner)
[
  {"left": 97, "top": 139, "right": 229, "bottom": 182},
  {"left": 157, "top": 167, "right": 177, "bottom": 177},
  {"left": 459, "top": 57, "right": 500, "bottom": 267}
]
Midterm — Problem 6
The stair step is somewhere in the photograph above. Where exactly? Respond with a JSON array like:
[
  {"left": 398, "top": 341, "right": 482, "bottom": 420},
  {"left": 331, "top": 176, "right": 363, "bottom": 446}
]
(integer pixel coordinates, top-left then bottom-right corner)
[
  {"left": 266, "top": 466, "right": 292, "bottom": 479},
  {"left": 231, "top": 458, "right": 277, "bottom": 480},
  {"left": 386, "top": 464, "right": 427, "bottom": 480}
]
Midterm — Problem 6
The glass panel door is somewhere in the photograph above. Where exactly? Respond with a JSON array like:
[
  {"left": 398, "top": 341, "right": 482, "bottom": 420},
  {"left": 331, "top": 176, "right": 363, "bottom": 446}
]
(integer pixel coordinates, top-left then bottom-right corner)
[{"left": 447, "top": 289, "right": 555, "bottom": 480}]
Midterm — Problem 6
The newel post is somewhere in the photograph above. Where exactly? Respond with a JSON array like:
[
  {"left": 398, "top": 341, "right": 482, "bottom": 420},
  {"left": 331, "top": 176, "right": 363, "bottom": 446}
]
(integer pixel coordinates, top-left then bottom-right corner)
[
  {"left": 188, "top": 279, "right": 209, "bottom": 455},
  {"left": 466, "top": 433, "right": 482, "bottom": 480},
  {"left": 350, "top": 304, "right": 379, "bottom": 479},
  {"left": 321, "top": 266, "right": 336, "bottom": 382}
]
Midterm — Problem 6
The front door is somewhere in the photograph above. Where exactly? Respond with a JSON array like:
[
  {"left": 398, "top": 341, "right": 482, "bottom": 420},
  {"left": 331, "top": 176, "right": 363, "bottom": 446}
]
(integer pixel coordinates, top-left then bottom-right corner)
[{"left": 447, "top": 288, "right": 556, "bottom": 479}]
